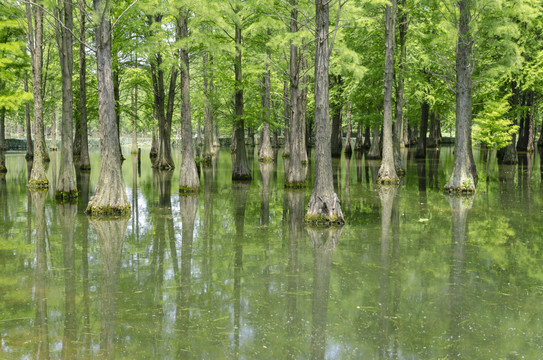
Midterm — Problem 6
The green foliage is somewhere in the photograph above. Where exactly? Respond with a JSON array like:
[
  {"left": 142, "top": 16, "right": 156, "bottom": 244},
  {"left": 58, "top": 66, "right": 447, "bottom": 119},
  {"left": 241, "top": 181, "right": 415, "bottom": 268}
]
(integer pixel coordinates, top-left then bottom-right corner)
[{"left": 472, "top": 98, "right": 519, "bottom": 150}]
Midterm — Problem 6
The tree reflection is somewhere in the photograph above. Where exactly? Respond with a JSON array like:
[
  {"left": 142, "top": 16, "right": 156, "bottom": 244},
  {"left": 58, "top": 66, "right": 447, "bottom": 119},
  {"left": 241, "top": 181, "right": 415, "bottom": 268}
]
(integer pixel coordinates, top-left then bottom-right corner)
[
  {"left": 203, "top": 166, "right": 214, "bottom": 298},
  {"left": 428, "top": 149, "right": 440, "bottom": 190},
  {"left": 260, "top": 163, "right": 273, "bottom": 293},
  {"left": 90, "top": 218, "right": 128, "bottom": 360},
  {"left": 344, "top": 154, "right": 351, "bottom": 212},
  {"left": 175, "top": 194, "right": 199, "bottom": 357},
  {"left": 447, "top": 196, "right": 472, "bottom": 359},
  {"left": 416, "top": 158, "right": 427, "bottom": 208},
  {"left": 31, "top": 190, "right": 49, "bottom": 360},
  {"left": 308, "top": 226, "right": 342, "bottom": 360},
  {"left": 355, "top": 151, "right": 362, "bottom": 184},
  {"left": 232, "top": 181, "right": 249, "bottom": 355},
  {"left": 377, "top": 185, "right": 399, "bottom": 357},
  {"left": 0, "top": 172, "right": 9, "bottom": 229}
]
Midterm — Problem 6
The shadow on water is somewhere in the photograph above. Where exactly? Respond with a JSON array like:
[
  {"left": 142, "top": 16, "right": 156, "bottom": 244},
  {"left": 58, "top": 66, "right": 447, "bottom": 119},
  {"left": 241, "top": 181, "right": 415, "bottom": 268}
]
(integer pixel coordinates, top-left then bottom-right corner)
[{"left": 308, "top": 226, "right": 342, "bottom": 360}]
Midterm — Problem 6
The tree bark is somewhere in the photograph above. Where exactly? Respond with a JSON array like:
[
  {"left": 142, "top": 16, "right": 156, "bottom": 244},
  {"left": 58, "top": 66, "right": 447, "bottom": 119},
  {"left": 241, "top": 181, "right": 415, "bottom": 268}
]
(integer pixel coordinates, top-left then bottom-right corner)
[
  {"left": 445, "top": 0, "right": 477, "bottom": 193},
  {"left": 203, "top": 51, "right": 214, "bottom": 164},
  {"left": 354, "top": 122, "right": 363, "bottom": 152},
  {"left": 259, "top": 51, "right": 273, "bottom": 162},
  {"left": 86, "top": 0, "right": 130, "bottom": 214},
  {"left": 330, "top": 97, "right": 343, "bottom": 157},
  {"left": 26, "top": 0, "right": 49, "bottom": 188},
  {"left": 24, "top": 77, "right": 34, "bottom": 160},
  {"left": 178, "top": 9, "right": 200, "bottom": 193},
  {"left": 130, "top": 84, "right": 138, "bottom": 154},
  {"left": 55, "top": 0, "right": 78, "bottom": 200},
  {"left": 0, "top": 109, "right": 5, "bottom": 173},
  {"left": 306, "top": 0, "right": 344, "bottom": 224},
  {"left": 78, "top": 0, "right": 90, "bottom": 171},
  {"left": 415, "top": 101, "right": 429, "bottom": 158},
  {"left": 367, "top": 124, "right": 381, "bottom": 159},
  {"left": 232, "top": 8, "right": 251, "bottom": 180},
  {"left": 113, "top": 60, "right": 123, "bottom": 160},
  {"left": 344, "top": 101, "right": 353, "bottom": 155},
  {"left": 282, "top": 80, "right": 290, "bottom": 158},
  {"left": 286, "top": 0, "right": 305, "bottom": 188}
]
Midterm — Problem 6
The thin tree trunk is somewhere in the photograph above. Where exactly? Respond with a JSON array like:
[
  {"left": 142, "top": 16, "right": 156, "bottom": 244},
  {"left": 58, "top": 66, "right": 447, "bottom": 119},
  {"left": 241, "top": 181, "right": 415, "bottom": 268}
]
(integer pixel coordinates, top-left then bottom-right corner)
[
  {"left": 367, "top": 124, "right": 381, "bottom": 159},
  {"left": 377, "top": 0, "right": 399, "bottom": 184},
  {"left": 131, "top": 84, "right": 138, "bottom": 154},
  {"left": 55, "top": 0, "right": 78, "bottom": 200},
  {"left": 445, "top": 0, "right": 477, "bottom": 193},
  {"left": 232, "top": 7, "right": 251, "bottom": 180},
  {"left": 393, "top": 0, "right": 407, "bottom": 174},
  {"left": 415, "top": 101, "right": 429, "bottom": 158},
  {"left": 354, "top": 122, "right": 363, "bottom": 151},
  {"left": 86, "top": 0, "right": 129, "bottom": 214},
  {"left": 300, "top": 40, "right": 309, "bottom": 164},
  {"left": 286, "top": 0, "right": 305, "bottom": 187},
  {"left": 330, "top": 97, "right": 343, "bottom": 157},
  {"left": 259, "top": 44, "right": 273, "bottom": 162},
  {"left": 27, "top": 0, "right": 49, "bottom": 188},
  {"left": 282, "top": 80, "right": 290, "bottom": 158},
  {"left": 0, "top": 108, "right": 5, "bottom": 173},
  {"left": 113, "top": 60, "right": 123, "bottom": 160},
  {"left": 79, "top": 0, "right": 90, "bottom": 171},
  {"left": 25, "top": 76, "right": 34, "bottom": 160},
  {"left": 344, "top": 101, "right": 353, "bottom": 155},
  {"left": 203, "top": 51, "right": 214, "bottom": 164},
  {"left": 150, "top": 110, "right": 158, "bottom": 161},
  {"left": 178, "top": 9, "right": 200, "bottom": 193},
  {"left": 306, "top": 0, "right": 344, "bottom": 224}
]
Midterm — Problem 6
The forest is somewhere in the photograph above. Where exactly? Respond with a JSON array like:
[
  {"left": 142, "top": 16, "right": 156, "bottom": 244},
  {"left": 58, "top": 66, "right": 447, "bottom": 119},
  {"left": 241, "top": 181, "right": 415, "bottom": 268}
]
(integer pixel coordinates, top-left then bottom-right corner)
[{"left": 0, "top": 0, "right": 542, "bottom": 223}]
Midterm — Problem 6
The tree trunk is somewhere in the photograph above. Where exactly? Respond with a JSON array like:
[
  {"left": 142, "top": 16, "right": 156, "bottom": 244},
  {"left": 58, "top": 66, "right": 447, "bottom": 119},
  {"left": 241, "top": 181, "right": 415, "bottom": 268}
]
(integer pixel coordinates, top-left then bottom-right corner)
[
  {"left": 55, "top": 0, "right": 78, "bottom": 200},
  {"left": 282, "top": 80, "right": 290, "bottom": 158},
  {"left": 24, "top": 77, "right": 34, "bottom": 160},
  {"left": 0, "top": 109, "right": 5, "bottom": 173},
  {"left": 50, "top": 105, "right": 57, "bottom": 150},
  {"left": 150, "top": 112, "right": 158, "bottom": 161},
  {"left": 415, "top": 101, "right": 429, "bottom": 158},
  {"left": 113, "top": 61, "right": 123, "bottom": 160},
  {"left": 286, "top": 1, "right": 305, "bottom": 188},
  {"left": 364, "top": 125, "right": 371, "bottom": 150},
  {"left": 428, "top": 111, "right": 441, "bottom": 148},
  {"left": 377, "top": 0, "right": 399, "bottom": 184},
  {"left": 26, "top": 0, "right": 49, "bottom": 188},
  {"left": 203, "top": 52, "right": 214, "bottom": 165},
  {"left": 178, "top": 9, "right": 200, "bottom": 193},
  {"left": 130, "top": 84, "right": 138, "bottom": 154},
  {"left": 306, "top": 0, "right": 344, "bottom": 224},
  {"left": 330, "top": 101, "right": 342, "bottom": 158},
  {"left": 367, "top": 124, "right": 381, "bottom": 159},
  {"left": 344, "top": 101, "right": 353, "bottom": 155},
  {"left": 354, "top": 122, "right": 363, "bottom": 152},
  {"left": 445, "top": 0, "right": 477, "bottom": 193},
  {"left": 517, "top": 91, "right": 534, "bottom": 153},
  {"left": 232, "top": 10, "right": 251, "bottom": 181},
  {"left": 86, "top": 0, "right": 130, "bottom": 214},
  {"left": 300, "top": 41, "right": 309, "bottom": 164},
  {"left": 78, "top": 0, "right": 90, "bottom": 171},
  {"left": 259, "top": 50, "right": 273, "bottom": 162}
]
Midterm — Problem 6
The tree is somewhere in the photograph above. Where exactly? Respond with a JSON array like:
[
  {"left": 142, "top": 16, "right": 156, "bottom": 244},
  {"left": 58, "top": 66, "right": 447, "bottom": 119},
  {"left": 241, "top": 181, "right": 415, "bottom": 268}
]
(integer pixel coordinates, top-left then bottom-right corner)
[
  {"left": 86, "top": 0, "right": 130, "bottom": 214},
  {"left": 377, "top": 0, "right": 400, "bottom": 184},
  {"left": 178, "top": 7, "right": 200, "bottom": 193},
  {"left": 26, "top": 0, "right": 49, "bottom": 188},
  {"left": 78, "top": 0, "right": 91, "bottom": 170},
  {"left": 305, "top": 0, "right": 344, "bottom": 224},
  {"left": 54, "top": 0, "right": 78, "bottom": 200}
]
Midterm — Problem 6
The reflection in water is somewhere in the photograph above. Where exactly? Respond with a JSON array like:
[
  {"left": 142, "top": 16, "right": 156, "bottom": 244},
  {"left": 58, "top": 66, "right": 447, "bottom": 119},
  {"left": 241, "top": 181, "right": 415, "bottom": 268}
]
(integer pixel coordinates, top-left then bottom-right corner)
[
  {"left": 417, "top": 158, "right": 427, "bottom": 207},
  {"left": 176, "top": 194, "right": 199, "bottom": 357},
  {"left": 203, "top": 166, "right": 214, "bottom": 297},
  {"left": 308, "top": 226, "right": 342, "bottom": 360},
  {"left": 286, "top": 190, "right": 305, "bottom": 358},
  {"left": 378, "top": 185, "right": 400, "bottom": 358},
  {"left": 344, "top": 154, "right": 351, "bottom": 211},
  {"left": 428, "top": 149, "right": 440, "bottom": 189},
  {"left": 260, "top": 163, "right": 273, "bottom": 293},
  {"left": 91, "top": 218, "right": 128, "bottom": 360},
  {"left": 447, "top": 196, "right": 472, "bottom": 359},
  {"left": 355, "top": 151, "right": 362, "bottom": 184},
  {"left": 31, "top": 190, "right": 49, "bottom": 360},
  {"left": 50, "top": 150, "right": 57, "bottom": 197},
  {"left": 232, "top": 181, "right": 250, "bottom": 355},
  {"left": 0, "top": 173, "right": 8, "bottom": 229},
  {"left": 332, "top": 157, "right": 341, "bottom": 194},
  {"left": 58, "top": 203, "right": 77, "bottom": 360}
]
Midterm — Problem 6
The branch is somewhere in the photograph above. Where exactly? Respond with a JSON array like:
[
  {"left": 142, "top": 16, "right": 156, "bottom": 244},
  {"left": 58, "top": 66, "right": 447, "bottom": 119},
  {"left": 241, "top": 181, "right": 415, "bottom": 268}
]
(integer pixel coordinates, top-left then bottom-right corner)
[
  {"left": 111, "top": 0, "right": 139, "bottom": 31},
  {"left": 328, "top": 0, "right": 346, "bottom": 57}
]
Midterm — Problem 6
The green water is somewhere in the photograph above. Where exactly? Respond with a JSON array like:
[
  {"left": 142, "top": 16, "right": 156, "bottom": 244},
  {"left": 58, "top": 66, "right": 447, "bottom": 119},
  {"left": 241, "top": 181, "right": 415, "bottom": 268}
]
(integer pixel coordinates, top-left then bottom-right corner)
[{"left": 1, "top": 146, "right": 543, "bottom": 359}]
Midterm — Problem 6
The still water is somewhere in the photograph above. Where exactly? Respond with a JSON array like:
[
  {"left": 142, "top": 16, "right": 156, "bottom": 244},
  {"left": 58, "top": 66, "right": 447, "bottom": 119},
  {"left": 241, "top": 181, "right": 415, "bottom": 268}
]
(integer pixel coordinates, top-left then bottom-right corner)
[{"left": 1, "top": 146, "right": 543, "bottom": 359}]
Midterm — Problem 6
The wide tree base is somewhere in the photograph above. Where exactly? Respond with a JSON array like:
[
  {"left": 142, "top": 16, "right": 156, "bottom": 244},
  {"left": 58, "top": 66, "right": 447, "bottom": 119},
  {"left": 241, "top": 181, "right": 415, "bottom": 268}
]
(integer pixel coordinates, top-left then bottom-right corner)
[
  {"left": 86, "top": 204, "right": 130, "bottom": 216},
  {"left": 444, "top": 184, "right": 475, "bottom": 194},
  {"left": 305, "top": 193, "right": 345, "bottom": 225},
  {"left": 377, "top": 163, "right": 399, "bottom": 184},
  {"left": 0, "top": 165, "right": 6, "bottom": 173},
  {"left": 28, "top": 178, "right": 49, "bottom": 189},
  {"left": 258, "top": 157, "right": 273, "bottom": 163},
  {"left": 376, "top": 176, "right": 400, "bottom": 185},
  {"left": 179, "top": 185, "right": 200, "bottom": 194},
  {"left": 55, "top": 189, "right": 78, "bottom": 201},
  {"left": 285, "top": 181, "right": 306, "bottom": 189}
]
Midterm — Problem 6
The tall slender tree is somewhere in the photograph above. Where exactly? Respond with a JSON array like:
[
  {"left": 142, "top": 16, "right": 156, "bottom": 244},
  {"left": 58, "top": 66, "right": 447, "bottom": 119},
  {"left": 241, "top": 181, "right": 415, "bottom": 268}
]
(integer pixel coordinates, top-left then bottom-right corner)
[
  {"left": 86, "top": 0, "right": 130, "bottom": 214},
  {"left": 78, "top": 0, "right": 91, "bottom": 170}
]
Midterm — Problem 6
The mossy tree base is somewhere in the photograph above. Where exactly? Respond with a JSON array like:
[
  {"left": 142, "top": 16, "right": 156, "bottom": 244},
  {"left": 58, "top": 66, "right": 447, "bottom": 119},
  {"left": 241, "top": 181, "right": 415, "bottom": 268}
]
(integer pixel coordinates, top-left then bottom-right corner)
[
  {"left": 179, "top": 186, "right": 200, "bottom": 194},
  {"left": 301, "top": 160, "right": 309, "bottom": 166},
  {"left": 232, "top": 174, "right": 252, "bottom": 181},
  {"left": 444, "top": 184, "right": 475, "bottom": 194},
  {"left": 376, "top": 176, "right": 400, "bottom": 185},
  {"left": 28, "top": 179, "right": 49, "bottom": 189},
  {"left": 55, "top": 189, "right": 78, "bottom": 201},
  {"left": 49, "top": 146, "right": 58, "bottom": 151},
  {"left": 282, "top": 153, "right": 290, "bottom": 159},
  {"left": 285, "top": 181, "right": 306, "bottom": 189},
  {"left": 86, "top": 204, "right": 131, "bottom": 216},
  {"left": 153, "top": 163, "right": 175, "bottom": 171},
  {"left": 305, "top": 193, "right": 345, "bottom": 226},
  {"left": 0, "top": 166, "right": 7, "bottom": 173},
  {"left": 80, "top": 165, "right": 91, "bottom": 172},
  {"left": 258, "top": 157, "right": 274, "bottom": 163},
  {"left": 202, "top": 156, "right": 213, "bottom": 167}
]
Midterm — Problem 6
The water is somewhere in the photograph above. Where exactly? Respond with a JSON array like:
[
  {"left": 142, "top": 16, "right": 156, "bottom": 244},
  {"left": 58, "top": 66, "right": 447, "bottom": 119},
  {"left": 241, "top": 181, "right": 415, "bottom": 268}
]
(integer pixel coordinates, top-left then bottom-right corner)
[{"left": 1, "top": 146, "right": 543, "bottom": 359}]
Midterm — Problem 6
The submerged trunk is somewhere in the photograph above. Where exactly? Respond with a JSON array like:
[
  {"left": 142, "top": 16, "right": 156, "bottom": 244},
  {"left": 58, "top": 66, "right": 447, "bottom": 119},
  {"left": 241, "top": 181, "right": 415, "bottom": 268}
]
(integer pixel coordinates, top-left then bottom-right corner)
[
  {"left": 377, "top": 0, "right": 399, "bottom": 184},
  {"left": 27, "top": 1, "right": 49, "bottom": 188},
  {"left": 86, "top": 0, "right": 129, "bottom": 214},
  {"left": 232, "top": 10, "right": 251, "bottom": 180},
  {"left": 55, "top": 0, "right": 78, "bottom": 200},
  {"left": 178, "top": 9, "right": 200, "bottom": 193},
  {"left": 445, "top": 0, "right": 477, "bottom": 193},
  {"left": 306, "top": 0, "right": 344, "bottom": 224}
]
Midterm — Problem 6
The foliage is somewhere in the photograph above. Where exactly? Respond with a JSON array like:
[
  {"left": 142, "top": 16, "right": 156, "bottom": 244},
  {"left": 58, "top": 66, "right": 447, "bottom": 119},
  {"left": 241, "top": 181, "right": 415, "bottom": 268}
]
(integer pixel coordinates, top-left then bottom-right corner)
[{"left": 472, "top": 98, "right": 519, "bottom": 150}]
